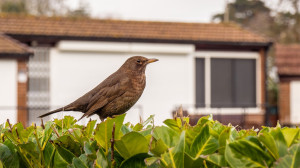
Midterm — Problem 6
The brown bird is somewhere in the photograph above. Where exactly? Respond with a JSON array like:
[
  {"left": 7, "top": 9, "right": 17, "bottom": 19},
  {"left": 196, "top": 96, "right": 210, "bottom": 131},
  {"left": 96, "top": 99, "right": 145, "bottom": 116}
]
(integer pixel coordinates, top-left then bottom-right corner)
[{"left": 39, "top": 56, "right": 158, "bottom": 121}]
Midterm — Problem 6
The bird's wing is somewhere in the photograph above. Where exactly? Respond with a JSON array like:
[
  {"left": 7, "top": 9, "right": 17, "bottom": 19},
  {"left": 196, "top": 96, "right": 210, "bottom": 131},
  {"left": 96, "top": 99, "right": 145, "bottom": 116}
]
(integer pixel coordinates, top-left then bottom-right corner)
[{"left": 79, "top": 74, "right": 130, "bottom": 120}]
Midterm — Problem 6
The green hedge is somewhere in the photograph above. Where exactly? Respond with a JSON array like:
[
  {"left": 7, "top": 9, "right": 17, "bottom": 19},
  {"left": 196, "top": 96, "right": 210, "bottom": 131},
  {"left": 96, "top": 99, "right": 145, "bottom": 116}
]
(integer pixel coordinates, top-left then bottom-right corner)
[{"left": 0, "top": 114, "right": 299, "bottom": 168}]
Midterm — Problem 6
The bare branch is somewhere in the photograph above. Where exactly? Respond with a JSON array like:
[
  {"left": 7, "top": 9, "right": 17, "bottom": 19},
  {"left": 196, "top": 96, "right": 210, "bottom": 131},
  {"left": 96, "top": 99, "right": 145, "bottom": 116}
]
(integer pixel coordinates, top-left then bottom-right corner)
[{"left": 111, "top": 122, "right": 116, "bottom": 167}]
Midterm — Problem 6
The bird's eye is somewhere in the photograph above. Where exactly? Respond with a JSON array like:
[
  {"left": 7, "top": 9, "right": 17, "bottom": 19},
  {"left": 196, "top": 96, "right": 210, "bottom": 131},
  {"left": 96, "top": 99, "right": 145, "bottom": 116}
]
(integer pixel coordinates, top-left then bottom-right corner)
[{"left": 137, "top": 60, "right": 141, "bottom": 63}]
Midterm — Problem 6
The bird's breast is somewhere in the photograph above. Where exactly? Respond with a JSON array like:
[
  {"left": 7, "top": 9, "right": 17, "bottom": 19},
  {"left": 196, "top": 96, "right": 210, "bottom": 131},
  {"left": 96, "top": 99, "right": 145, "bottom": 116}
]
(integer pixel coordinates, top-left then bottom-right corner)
[{"left": 131, "top": 74, "right": 146, "bottom": 92}]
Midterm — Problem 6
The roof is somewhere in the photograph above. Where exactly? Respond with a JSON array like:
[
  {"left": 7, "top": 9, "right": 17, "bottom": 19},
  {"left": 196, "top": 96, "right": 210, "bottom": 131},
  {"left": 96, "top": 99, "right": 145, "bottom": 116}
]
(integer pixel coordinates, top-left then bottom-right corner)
[
  {"left": 276, "top": 44, "right": 300, "bottom": 76},
  {"left": 0, "top": 15, "right": 270, "bottom": 45},
  {"left": 0, "top": 33, "right": 32, "bottom": 56}
]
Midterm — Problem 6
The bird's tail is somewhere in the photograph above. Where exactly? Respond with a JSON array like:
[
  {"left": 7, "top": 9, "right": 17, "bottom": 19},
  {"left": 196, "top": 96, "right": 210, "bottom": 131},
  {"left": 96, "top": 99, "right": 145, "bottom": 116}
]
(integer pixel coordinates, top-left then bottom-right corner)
[{"left": 38, "top": 107, "right": 66, "bottom": 118}]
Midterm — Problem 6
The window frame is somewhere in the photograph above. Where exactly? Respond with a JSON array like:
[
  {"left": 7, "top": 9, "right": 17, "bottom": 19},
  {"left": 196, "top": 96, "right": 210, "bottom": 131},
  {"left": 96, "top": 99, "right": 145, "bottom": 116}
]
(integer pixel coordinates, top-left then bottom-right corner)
[{"left": 194, "top": 51, "right": 261, "bottom": 114}]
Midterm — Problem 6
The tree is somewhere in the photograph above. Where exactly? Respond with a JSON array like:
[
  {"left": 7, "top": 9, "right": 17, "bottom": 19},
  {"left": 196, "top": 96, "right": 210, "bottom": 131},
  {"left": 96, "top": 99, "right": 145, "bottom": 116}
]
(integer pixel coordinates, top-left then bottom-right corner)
[
  {"left": 212, "top": 0, "right": 274, "bottom": 37},
  {"left": 0, "top": 0, "right": 90, "bottom": 18},
  {"left": 212, "top": 0, "right": 300, "bottom": 43},
  {"left": 0, "top": 0, "right": 27, "bottom": 14},
  {"left": 273, "top": 0, "right": 300, "bottom": 43}
]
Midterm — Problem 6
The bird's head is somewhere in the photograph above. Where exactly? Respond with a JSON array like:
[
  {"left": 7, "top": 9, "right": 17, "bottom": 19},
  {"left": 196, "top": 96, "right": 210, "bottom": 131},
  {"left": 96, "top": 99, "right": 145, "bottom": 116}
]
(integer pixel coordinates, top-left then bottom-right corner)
[{"left": 121, "top": 56, "right": 158, "bottom": 74}]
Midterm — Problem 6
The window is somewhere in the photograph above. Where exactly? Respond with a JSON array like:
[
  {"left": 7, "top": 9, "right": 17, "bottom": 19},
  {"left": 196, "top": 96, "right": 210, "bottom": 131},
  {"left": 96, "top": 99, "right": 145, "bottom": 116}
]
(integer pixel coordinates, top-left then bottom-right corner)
[
  {"left": 211, "top": 58, "right": 256, "bottom": 107},
  {"left": 195, "top": 58, "right": 205, "bottom": 107},
  {"left": 195, "top": 51, "right": 259, "bottom": 109},
  {"left": 28, "top": 47, "right": 50, "bottom": 124}
]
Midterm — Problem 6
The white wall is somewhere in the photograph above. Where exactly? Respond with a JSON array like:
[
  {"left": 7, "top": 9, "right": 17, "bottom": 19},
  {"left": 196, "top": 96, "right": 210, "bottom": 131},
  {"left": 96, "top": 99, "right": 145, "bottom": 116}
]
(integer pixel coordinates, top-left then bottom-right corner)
[
  {"left": 49, "top": 41, "right": 195, "bottom": 125},
  {"left": 290, "top": 81, "right": 300, "bottom": 124},
  {"left": 0, "top": 60, "right": 17, "bottom": 124}
]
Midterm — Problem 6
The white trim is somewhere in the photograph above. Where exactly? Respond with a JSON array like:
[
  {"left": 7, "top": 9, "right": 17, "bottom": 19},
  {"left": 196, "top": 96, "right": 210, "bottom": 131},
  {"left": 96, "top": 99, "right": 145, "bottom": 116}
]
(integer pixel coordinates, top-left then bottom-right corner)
[
  {"left": 205, "top": 55, "right": 211, "bottom": 107},
  {"left": 290, "top": 81, "right": 300, "bottom": 124},
  {"left": 191, "top": 107, "right": 263, "bottom": 115},
  {"left": 194, "top": 51, "right": 261, "bottom": 112},
  {"left": 57, "top": 41, "right": 195, "bottom": 54},
  {"left": 256, "top": 56, "right": 261, "bottom": 106},
  {"left": 187, "top": 52, "right": 196, "bottom": 106},
  {"left": 195, "top": 51, "right": 259, "bottom": 59}
]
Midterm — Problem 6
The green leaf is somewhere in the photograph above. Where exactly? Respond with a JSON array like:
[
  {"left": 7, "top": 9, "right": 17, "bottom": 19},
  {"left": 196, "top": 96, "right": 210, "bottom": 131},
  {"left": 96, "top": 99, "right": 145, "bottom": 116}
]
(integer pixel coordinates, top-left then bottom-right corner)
[
  {"left": 270, "top": 127, "right": 288, "bottom": 157},
  {"left": 53, "top": 150, "right": 69, "bottom": 168},
  {"left": 121, "top": 125, "right": 131, "bottom": 135},
  {"left": 207, "top": 153, "right": 228, "bottom": 167},
  {"left": 0, "top": 143, "right": 19, "bottom": 168},
  {"left": 44, "top": 142, "right": 55, "bottom": 168},
  {"left": 54, "top": 143, "right": 76, "bottom": 164},
  {"left": 55, "top": 135, "right": 81, "bottom": 157},
  {"left": 185, "top": 124, "right": 204, "bottom": 147},
  {"left": 153, "top": 126, "right": 180, "bottom": 148},
  {"left": 210, "top": 121, "right": 226, "bottom": 139},
  {"left": 170, "top": 131, "right": 185, "bottom": 168},
  {"left": 225, "top": 139, "right": 274, "bottom": 168},
  {"left": 281, "top": 128, "right": 299, "bottom": 147},
  {"left": 290, "top": 143, "right": 300, "bottom": 167},
  {"left": 258, "top": 132, "right": 279, "bottom": 159},
  {"left": 139, "top": 128, "right": 152, "bottom": 136},
  {"left": 83, "top": 141, "right": 98, "bottom": 160},
  {"left": 190, "top": 124, "right": 218, "bottom": 158},
  {"left": 71, "top": 128, "right": 88, "bottom": 146},
  {"left": 184, "top": 153, "right": 205, "bottom": 168},
  {"left": 275, "top": 144, "right": 300, "bottom": 168},
  {"left": 218, "top": 127, "right": 231, "bottom": 155},
  {"left": 72, "top": 157, "right": 88, "bottom": 168},
  {"left": 95, "top": 149, "right": 108, "bottom": 168},
  {"left": 115, "top": 132, "right": 148, "bottom": 159},
  {"left": 84, "top": 120, "right": 97, "bottom": 139},
  {"left": 41, "top": 122, "right": 53, "bottom": 150},
  {"left": 150, "top": 139, "right": 168, "bottom": 156},
  {"left": 163, "top": 119, "right": 182, "bottom": 132},
  {"left": 119, "top": 153, "right": 149, "bottom": 168},
  {"left": 94, "top": 114, "right": 125, "bottom": 154},
  {"left": 54, "top": 116, "right": 77, "bottom": 130},
  {"left": 132, "top": 123, "right": 143, "bottom": 131},
  {"left": 275, "top": 155, "right": 293, "bottom": 168},
  {"left": 196, "top": 115, "right": 213, "bottom": 126},
  {"left": 18, "top": 141, "right": 40, "bottom": 163},
  {"left": 144, "top": 157, "right": 160, "bottom": 166},
  {"left": 19, "top": 125, "right": 34, "bottom": 144}
]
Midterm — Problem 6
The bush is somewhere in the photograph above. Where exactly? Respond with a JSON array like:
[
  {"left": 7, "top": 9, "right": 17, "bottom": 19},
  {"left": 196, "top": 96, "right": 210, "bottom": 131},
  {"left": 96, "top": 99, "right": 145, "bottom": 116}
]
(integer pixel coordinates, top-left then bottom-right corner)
[{"left": 0, "top": 114, "right": 299, "bottom": 168}]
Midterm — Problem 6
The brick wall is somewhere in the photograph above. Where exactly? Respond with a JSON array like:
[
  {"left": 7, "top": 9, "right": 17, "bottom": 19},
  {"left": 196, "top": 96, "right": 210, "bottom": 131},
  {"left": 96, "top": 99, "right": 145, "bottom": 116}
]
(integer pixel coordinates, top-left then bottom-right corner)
[
  {"left": 17, "top": 59, "right": 28, "bottom": 126},
  {"left": 244, "top": 114, "right": 265, "bottom": 128},
  {"left": 279, "top": 81, "right": 290, "bottom": 124}
]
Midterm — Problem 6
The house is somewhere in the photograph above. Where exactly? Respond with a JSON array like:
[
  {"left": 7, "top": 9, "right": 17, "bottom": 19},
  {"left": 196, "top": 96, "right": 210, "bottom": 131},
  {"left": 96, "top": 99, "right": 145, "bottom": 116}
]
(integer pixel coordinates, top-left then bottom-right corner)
[
  {"left": 276, "top": 44, "right": 300, "bottom": 126},
  {"left": 0, "top": 33, "right": 32, "bottom": 125},
  {"left": 0, "top": 15, "right": 272, "bottom": 126}
]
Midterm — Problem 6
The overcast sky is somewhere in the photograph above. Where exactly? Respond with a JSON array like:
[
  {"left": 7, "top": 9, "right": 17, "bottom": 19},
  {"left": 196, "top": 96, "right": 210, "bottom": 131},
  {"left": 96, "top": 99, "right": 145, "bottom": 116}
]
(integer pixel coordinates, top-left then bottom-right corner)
[{"left": 66, "top": 0, "right": 286, "bottom": 23}]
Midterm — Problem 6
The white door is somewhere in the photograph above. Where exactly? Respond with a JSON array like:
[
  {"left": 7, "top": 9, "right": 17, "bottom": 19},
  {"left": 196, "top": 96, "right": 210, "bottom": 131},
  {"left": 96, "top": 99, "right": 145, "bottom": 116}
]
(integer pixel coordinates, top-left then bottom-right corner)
[{"left": 290, "top": 81, "right": 300, "bottom": 124}]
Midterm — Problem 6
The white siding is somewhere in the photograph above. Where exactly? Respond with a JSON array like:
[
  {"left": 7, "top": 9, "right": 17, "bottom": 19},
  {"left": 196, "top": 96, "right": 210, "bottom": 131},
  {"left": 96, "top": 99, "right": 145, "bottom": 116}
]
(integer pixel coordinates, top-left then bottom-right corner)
[
  {"left": 0, "top": 60, "right": 17, "bottom": 124},
  {"left": 49, "top": 41, "right": 195, "bottom": 125},
  {"left": 290, "top": 81, "right": 300, "bottom": 124}
]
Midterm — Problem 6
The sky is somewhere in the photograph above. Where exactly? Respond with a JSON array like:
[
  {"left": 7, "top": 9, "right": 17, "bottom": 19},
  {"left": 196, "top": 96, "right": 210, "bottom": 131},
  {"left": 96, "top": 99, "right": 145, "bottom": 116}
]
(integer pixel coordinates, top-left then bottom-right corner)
[{"left": 65, "top": 0, "right": 288, "bottom": 23}]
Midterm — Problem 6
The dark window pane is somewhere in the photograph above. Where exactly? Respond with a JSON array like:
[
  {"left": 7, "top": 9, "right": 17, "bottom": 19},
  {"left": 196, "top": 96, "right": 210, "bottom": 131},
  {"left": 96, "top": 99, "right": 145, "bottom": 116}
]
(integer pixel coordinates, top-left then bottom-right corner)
[
  {"left": 234, "top": 59, "right": 256, "bottom": 107},
  {"left": 211, "top": 58, "right": 256, "bottom": 108},
  {"left": 195, "top": 58, "right": 205, "bottom": 107},
  {"left": 211, "top": 59, "right": 233, "bottom": 107}
]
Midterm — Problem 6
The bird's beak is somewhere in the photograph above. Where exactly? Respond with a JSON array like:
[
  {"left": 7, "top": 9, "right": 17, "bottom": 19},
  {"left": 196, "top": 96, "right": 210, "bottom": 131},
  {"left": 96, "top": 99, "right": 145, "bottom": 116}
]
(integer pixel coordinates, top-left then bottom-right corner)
[{"left": 147, "top": 58, "right": 159, "bottom": 64}]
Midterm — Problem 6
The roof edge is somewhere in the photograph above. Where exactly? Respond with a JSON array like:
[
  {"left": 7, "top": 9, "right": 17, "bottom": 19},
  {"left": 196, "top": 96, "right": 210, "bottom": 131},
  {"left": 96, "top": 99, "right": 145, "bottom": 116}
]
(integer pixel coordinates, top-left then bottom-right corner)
[
  {"left": 0, "top": 53, "right": 32, "bottom": 59},
  {"left": 7, "top": 34, "right": 272, "bottom": 48}
]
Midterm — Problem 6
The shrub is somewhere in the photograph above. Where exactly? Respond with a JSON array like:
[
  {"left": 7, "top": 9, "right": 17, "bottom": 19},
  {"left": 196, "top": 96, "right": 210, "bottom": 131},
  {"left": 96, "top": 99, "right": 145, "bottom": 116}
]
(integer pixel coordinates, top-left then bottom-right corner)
[{"left": 0, "top": 114, "right": 299, "bottom": 168}]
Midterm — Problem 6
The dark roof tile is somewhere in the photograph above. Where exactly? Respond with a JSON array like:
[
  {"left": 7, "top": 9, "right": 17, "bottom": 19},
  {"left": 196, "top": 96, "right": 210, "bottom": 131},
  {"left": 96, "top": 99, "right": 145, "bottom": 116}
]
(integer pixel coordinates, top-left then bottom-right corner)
[
  {"left": 276, "top": 44, "right": 300, "bottom": 76},
  {"left": 0, "top": 15, "right": 270, "bottom": 44},
  {"left": 0, "top": 33, "right": 32, "bottom": 55}
]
